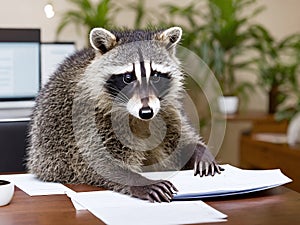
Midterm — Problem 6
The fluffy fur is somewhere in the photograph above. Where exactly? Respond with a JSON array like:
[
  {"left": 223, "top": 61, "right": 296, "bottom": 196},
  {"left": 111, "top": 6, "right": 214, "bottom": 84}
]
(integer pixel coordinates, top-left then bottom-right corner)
[{"left": 27, "top": 27, "right": 221, "bottom": 202}]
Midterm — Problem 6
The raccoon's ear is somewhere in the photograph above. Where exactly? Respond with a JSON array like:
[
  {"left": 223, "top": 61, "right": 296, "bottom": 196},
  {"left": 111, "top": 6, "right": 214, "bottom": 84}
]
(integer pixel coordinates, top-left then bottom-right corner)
[
  {"left": 89, "top": 28, "right": 117, "bottom": 54},
  {"left": 156, "top": 27, "right": 182, "bottom": 50}
]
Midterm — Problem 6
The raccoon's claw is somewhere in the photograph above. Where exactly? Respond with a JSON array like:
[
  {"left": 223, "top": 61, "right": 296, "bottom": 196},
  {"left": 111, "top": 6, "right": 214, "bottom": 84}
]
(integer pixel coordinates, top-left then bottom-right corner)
[
  {"left": 192, "top": 144, "right": 224, "bottom": 177},
  {"left": 194, "top": 160, "right": 223, "bottom": 177},
  {"left": 130, "top": 180, "right": 178, "bottom": 203}
]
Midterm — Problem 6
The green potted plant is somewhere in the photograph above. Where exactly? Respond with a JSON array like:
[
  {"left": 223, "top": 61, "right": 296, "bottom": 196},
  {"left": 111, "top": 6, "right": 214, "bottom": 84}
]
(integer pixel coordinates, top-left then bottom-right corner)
[
  {"left": 161, "top": 0, "right": 264, "bottom": 114},
  {"left": 250, "top": 25, "right": 300, "bottom": 114},
  {"left": 197, "top": 0, "right": 265, "bottom": 114},
  {"left": 249, "top": 30, "right": 300, "bottom": 144},
  {"left": 56, "top": 0, "right": 117, "bottom": 45},
  {"left": 274, "top": 76, "right": 300, "bottom": 122},
  {"left": 276, "top": 85, "right": 300, "bottom": 146}
]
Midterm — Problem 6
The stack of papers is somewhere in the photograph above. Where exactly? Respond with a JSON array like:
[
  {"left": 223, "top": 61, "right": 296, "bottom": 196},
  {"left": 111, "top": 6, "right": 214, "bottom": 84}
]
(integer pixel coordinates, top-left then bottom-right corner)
[
  {"left": 142, "top": 164, "right": 292, "bottom": 199},
  {"left": 0, "top": 165, "right": 291, "bottom": 199},
  {"left": 0, "top": 165, "right": 292, "bottom": 225},
  {"left": 67, "top": 165, "right": 291, "bottom": 224}
]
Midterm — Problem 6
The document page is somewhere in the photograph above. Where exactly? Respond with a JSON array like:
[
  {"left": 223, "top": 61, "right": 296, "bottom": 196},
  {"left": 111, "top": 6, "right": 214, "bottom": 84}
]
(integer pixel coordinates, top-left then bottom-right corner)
[
  {"left": 142, "top": 164, "right": 292, "bottom": 199},
  {"left": 0, "top": 174, "right": 71, "bottom": 196},
  {"left": 69, "top": 190, "right": 227, "bottom": 225}
]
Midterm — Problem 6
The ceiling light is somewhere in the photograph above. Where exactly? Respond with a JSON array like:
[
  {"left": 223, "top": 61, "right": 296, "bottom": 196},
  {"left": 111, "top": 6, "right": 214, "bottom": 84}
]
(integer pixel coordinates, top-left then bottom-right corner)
[{"left": 44, "top": 3, "right": 55, "bottom": 19}]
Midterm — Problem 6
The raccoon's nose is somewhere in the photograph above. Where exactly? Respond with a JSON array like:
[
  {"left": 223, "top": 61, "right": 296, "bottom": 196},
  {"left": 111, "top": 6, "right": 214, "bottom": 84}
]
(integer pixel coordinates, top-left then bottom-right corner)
[{"left": 139, "top": 106, "right": 154, "bottom": 120}]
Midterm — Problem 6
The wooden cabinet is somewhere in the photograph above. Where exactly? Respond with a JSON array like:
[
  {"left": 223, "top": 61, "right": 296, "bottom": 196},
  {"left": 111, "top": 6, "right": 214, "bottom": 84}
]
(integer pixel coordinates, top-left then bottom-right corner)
[
  {"left": 225, "top": 111, "right": 288, "bottom": 133},
  {"left": 232, "top": 111, "right": 300, "bottom": 192}
]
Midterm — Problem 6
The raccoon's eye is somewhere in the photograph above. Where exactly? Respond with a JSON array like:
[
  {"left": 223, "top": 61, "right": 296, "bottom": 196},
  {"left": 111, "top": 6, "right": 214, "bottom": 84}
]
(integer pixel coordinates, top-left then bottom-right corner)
[
  {"left": 151, "top": 72, "right": 161, "bottom": 83},
  {"left": 123, "top": 73, "right": 135, "bottom": 84}
]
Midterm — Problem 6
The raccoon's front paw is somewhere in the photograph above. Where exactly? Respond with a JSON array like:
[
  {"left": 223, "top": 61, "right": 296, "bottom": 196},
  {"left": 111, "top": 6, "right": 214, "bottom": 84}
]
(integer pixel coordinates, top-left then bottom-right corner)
[
  {"left": 193, "top": 144, "right": 224, "bottom": 177},
  {"left": 129, "top": 180, "right": 178, "bottom": 203}
]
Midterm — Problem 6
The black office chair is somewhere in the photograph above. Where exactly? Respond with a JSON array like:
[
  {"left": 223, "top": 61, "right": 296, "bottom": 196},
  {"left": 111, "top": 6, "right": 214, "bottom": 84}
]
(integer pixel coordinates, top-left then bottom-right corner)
[{"left": 0, "top": 120, "right": 29, "bottom": 172}]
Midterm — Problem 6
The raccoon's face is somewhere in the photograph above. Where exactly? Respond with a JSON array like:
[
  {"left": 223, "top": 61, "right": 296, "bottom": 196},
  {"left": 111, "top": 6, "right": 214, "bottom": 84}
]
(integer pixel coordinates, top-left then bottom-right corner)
[{"left": 89, "top": 27, "right": 183, "bottom": 121}]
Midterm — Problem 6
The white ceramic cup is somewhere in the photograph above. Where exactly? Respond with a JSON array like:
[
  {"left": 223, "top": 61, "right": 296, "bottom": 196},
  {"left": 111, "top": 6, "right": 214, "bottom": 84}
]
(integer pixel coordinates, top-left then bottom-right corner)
[{"left": 0, "top": 180, "right": 14, "bottom": 206}]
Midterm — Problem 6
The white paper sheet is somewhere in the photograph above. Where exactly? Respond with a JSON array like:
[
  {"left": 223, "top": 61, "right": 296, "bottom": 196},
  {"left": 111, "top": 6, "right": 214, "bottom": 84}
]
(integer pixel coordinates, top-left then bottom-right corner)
[
  {"left": 70, "top": 190, "right": 227, "bottom": 225},
  {"left": 0, "top": 174, "right": 72, "bottom": 196},
  {"left": 65, "top": 189, "right": 88, "bottom": 210},
  {"left": 141, "top": 165, "right": 292, "bottom": 199},
  {"left": 253, "top": 133, "right": 287, "bottom": 144}
]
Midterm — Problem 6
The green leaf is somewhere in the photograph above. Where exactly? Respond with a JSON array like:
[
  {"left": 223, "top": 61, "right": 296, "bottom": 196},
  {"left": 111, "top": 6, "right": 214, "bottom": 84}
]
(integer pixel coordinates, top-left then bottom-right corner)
[{"left": 56, "top": 0, "right": 114, "bottom": 40}]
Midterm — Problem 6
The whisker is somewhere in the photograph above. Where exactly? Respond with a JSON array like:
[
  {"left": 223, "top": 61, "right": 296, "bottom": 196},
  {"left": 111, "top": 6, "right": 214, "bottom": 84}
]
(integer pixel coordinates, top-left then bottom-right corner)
[{"left": 105, "top": 87, "right": 129, "bottom": 104}]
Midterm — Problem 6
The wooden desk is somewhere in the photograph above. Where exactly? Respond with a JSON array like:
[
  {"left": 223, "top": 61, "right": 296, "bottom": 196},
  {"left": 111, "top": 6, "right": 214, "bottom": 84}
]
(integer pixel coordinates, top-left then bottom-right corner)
[
  {"left": 1, "top": 185, "right": 299, "bottom": 225},
  {"left": 240, "top": 134, "right": 300, "bottom": 192}
]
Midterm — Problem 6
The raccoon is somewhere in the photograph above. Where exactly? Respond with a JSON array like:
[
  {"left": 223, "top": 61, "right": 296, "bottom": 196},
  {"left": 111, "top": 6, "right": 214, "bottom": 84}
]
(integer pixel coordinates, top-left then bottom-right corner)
[{"left": 27, "top": 27, "right": 222, "bottom": 202}]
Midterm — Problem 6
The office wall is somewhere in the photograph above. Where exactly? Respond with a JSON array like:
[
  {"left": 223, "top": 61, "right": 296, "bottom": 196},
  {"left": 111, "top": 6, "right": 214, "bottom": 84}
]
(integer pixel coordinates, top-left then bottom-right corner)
[
  {"left": 1, "top": 0, "right": 299, "bottom": 47},
  {"left": 1, "top": 0, "right": 299, "bottom": 48}
]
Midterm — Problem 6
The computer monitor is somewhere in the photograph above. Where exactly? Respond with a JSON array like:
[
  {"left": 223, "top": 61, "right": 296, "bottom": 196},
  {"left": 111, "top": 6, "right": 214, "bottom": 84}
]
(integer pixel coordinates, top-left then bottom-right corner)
[
  {"left": 0, "top": 28, "right": 40, "bottom": 102},
  {"left": 41, "top": 42, "right": 76, "bottom": 86}
]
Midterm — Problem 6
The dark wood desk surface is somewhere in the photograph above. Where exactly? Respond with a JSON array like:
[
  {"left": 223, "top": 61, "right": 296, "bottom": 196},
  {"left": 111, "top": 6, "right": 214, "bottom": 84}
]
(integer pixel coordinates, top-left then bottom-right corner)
[{"left": 1, "top": 185, "right": 299, "bottom": 225}]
